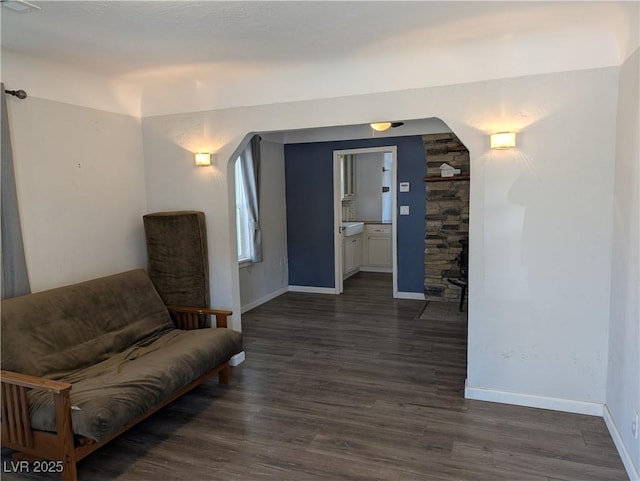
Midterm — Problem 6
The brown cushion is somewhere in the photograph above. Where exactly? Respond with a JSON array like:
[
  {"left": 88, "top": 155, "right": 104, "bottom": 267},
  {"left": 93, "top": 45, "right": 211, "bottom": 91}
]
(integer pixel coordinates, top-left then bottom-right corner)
[
  {"left": 143, "top": 211, "right": 210, "bottom": 309},
  {"left": 1, "top": 270, "right": 173, "bottom": 379},
  {"left": 28, "top": 327, "right": 242, "bottom": 441}
]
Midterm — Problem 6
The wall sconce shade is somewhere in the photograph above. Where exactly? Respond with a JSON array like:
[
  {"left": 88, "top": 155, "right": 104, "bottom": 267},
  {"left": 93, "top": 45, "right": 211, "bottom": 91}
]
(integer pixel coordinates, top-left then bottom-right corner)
[
  {"left": 194, "top": 153, "right": 212, "bottom": 166},
  {"left": 490, "top": 132, "right": 517, "bottom": 149}
]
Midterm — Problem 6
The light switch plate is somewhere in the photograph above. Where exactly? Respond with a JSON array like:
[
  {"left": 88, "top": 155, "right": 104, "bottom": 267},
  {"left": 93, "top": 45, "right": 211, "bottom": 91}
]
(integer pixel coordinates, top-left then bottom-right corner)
[
  {"left": 399, "top": 182, "right": 410, "bottom": 192},
  {"left": 400, "top": 205, "right": 410, "bottom": 215}
]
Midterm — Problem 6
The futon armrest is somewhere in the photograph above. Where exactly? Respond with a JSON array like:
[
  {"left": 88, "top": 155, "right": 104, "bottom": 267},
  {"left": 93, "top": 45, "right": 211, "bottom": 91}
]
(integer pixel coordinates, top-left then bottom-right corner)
[
  {"left": 1, "top": 370, "right": 71, "bottom": 394},
  {"left": 1, "top": 370, "right": 73, "bottom": 450},
  {"left": 167, "top": 305, "right": 233, "bottom": 329}
]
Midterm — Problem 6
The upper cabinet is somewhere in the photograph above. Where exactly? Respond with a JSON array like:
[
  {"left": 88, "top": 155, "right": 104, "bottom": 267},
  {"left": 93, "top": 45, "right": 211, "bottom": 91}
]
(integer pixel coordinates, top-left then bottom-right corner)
[{"left": 341, "top": 154, "right": 356, "bottom": 200}]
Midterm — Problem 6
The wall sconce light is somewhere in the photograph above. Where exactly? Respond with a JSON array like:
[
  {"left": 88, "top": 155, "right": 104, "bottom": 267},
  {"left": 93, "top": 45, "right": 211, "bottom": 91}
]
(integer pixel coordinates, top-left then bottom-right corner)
[
  {"left": 194, "top": 153, "right": 212, "bottom": 166},
  {"left": 490, "top": 132, "right": 517, "bottom": 149}
]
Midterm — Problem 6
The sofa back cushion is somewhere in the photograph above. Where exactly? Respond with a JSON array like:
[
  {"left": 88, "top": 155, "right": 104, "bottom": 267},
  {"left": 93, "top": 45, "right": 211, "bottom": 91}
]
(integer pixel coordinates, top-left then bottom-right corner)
[
  {"left": 1, "top": 269, "right": 174, "bottom": 379},
  {"left": 143, "top": 211, "right": 210, "bottom": 309}
]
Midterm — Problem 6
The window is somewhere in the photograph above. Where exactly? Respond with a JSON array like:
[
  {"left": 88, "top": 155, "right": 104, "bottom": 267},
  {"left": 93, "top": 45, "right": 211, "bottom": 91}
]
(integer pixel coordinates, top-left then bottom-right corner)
[
  {"left": 234, "top": 136, "right": 262, "bottom": 265},
  {"left": 235, "top": 157, "right": 252, "bottom": 263}
]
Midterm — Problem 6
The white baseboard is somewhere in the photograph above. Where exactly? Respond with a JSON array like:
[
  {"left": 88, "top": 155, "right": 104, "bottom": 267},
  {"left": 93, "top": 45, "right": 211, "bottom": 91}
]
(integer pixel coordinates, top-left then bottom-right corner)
[
  {"left": 604, "top": 405, "right": 640, "bottom": 481},
  {"left": 343, "top": 269, "right": 359, "bottom": 280},
  {"left": 396, "top": 291, "right": 426, "bottom": 300},
  {"left": 464, "top": 381, "right": 604, "bottom": 416},
  {"left": 360, "top": 266, "right": 393, "bottom": 273},
  {"left": 464, "top": 382, "right": 639, "bottom": 479},
  {"left": 288, "top": 285, "right": 337, "bottom": 294},
  {"left": 229, "top": 351, "right": 245, "bottom": 367},
  {"left": 241, "top": 287, "right": 288, "bottom": 313}
]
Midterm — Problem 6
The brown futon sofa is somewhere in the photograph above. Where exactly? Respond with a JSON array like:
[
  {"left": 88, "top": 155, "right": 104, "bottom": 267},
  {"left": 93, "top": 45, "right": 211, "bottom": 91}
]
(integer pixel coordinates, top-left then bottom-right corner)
[{"left": 1, "top": 269, "right": 242, "bottom": 481}]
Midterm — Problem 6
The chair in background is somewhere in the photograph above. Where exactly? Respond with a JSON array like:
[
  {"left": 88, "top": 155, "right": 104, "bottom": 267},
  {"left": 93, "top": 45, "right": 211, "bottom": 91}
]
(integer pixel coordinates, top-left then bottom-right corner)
[{"left": 447, "top": 238, "right": 468, "bottom": 312}]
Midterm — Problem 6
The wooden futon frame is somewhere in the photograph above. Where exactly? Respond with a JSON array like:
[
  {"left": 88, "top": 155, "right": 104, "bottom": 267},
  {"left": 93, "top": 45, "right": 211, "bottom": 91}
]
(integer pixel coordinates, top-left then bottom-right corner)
[{"left": 1, "top": 306, "right": 232, "bottom": 481}]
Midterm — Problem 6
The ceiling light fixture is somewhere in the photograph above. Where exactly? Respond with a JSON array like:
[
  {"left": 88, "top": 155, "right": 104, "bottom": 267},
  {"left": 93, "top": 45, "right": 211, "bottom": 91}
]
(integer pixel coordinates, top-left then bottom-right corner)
[
  {"left": 370, "top": 121, "right": 404, "bottom": 132},
  {"left": 370, "top": 122, "right": 392, "bottom": 132}
]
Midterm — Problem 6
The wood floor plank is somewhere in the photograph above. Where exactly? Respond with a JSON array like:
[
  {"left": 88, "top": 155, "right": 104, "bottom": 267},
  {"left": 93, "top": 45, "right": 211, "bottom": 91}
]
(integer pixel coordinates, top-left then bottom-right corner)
[
  {"left": 1, "top": 272, "right": 627, "bottom": 480},
  {"left": 451, "top": 440, "right": 626, "bottom": 481}
]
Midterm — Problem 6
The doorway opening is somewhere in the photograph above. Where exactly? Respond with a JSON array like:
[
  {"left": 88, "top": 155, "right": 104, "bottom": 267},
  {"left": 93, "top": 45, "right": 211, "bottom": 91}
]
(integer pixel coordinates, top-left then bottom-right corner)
[{"left": 333, "top": 146, "right": 398, "bottom": 297}]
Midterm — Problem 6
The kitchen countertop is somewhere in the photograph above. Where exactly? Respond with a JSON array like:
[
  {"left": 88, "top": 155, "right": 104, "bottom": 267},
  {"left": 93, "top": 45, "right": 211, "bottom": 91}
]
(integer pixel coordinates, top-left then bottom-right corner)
[{"left": 353, "top": 220, "right": 392, "bottom": 225}]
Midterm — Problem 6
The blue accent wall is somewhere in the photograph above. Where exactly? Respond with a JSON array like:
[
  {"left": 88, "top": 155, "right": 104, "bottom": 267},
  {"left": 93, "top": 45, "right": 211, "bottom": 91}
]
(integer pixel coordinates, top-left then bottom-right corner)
[{"left": 285, "top": 136, "right": 426, "bottom": 293}]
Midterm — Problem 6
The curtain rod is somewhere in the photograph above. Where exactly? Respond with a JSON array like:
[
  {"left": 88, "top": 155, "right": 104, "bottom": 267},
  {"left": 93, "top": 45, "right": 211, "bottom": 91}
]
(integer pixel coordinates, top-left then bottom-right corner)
[{"left": 4, "top": 89, "right": 27, "bottom": 99}]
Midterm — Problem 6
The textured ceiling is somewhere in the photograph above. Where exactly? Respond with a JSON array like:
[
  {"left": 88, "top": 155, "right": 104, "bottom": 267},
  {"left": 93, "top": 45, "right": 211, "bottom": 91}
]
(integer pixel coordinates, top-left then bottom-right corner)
[
  {"left": 1, "top": 0, "right": 638, "bottom": 117},
  {"left": 2, "top": 1, "right": 637, "bottom": 81}
]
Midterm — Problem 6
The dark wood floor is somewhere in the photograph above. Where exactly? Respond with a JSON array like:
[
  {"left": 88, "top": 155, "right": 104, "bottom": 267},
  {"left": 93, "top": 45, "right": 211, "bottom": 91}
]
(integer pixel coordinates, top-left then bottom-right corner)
[{"left": 3, "top": 272, "right": 627, "bottom": 480}]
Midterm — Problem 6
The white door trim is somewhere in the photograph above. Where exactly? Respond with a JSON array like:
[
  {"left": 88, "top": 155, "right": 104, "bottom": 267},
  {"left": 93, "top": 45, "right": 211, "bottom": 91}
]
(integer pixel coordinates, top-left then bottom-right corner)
[{"left": 333, "top": 146, "right": 398, "bottom": 297}]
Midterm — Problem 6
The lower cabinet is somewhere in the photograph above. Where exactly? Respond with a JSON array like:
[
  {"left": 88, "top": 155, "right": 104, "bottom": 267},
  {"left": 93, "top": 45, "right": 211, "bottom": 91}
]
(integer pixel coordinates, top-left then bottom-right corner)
[
  {"left": 343, "top": 224, "right": 392, "bottom": 279},
  {"left": 363, "top": 224, "right": 392, "bottom": 271},
  {"left": 343, "top": 234, "right": 362, "bottom": 279}
]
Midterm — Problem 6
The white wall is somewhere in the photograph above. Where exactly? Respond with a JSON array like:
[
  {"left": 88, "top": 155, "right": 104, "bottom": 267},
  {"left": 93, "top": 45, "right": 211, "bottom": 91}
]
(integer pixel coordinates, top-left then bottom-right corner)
[
  {"left": 463, "top": 68, "right": 618, "bottom": 409},
  {"left": 382, "top": 153, "right": 393, "bottom": 224},
  {"left": 607, "top": 48, "right": 640, "bottom": 476},
  {"left": 141, "top": 66, "right": 619, "bottom": 408},
  {"left": 238, "top": 140, "right": 289, "bottom": 312},
  {"left": 7, "top": 96, "right": 147, "bottom": 291},
  {"left": 2, "top": 50, "right": 141, "bottom": 117},
  {"left": 354, "top": 152, "right": 384, "bottom": 222}
]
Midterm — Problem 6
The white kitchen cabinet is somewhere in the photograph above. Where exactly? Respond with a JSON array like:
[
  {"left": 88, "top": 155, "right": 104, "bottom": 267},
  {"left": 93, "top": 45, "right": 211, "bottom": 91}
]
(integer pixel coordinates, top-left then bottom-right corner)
[
  {"left": 341, "top": 154, "right": 356, "bottom": 200},
  {"left": 343, "top": 234, "right": 362, "bottom": 279},
  {"left": 363, "top": 224, "right": 392, "bottom": 270}
]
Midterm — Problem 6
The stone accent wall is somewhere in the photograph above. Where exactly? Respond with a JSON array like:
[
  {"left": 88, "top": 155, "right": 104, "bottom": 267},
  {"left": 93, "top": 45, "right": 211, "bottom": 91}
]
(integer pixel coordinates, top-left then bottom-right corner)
[{"left": 423, "top": 133, "right": 470, "bottom": 303}]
